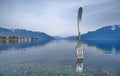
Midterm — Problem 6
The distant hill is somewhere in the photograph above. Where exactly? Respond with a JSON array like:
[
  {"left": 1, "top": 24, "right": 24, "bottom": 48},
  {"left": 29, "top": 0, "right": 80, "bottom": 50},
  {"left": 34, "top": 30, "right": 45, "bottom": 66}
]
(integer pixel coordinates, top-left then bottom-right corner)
[
  {"left": 0, "top": 27, "right": 14, "bottom": 36},
  {"left": 81, "top": 24, "right": 120, "bottom": 40},
  {"left": 65, "top": 24, "right": 120, "bottom": 40},
  {"left": 0, "top": 27, "right": 54, "bottom": 40},
  {"left": 52, "top": 36, "right": 64, "bottom": 40},
  {"left": 65, "top": 36, "right": 78, "bottom": 40},
  {"left": 1, "top": 24, "right": 120, "bottom": 41}
]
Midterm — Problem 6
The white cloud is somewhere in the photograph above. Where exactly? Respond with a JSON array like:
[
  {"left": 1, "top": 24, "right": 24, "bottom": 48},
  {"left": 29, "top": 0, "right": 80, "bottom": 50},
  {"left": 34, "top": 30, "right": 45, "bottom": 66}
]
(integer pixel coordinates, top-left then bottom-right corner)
[{"left": 0, "top": 0, "right": 120, "bottom": 36}]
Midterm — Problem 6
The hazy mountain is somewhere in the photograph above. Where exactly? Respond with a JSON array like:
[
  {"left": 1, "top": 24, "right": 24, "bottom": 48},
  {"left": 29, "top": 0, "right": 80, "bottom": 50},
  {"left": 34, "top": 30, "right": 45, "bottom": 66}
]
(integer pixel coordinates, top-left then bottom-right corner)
[
  {"left": 65, "top": 36, "right": 78, "bottom": 40},
  {"left": 52, "top": 36, "right": 65, "bottom": 40},
  {"left": 0, "top": 27, "right": 54, "bottom": 40}
]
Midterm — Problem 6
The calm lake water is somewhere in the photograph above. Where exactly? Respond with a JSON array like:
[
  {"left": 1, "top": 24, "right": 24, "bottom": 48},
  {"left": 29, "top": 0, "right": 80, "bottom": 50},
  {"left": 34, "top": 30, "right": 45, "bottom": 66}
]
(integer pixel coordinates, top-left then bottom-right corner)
[{"left": 0, "top": 40, "right": 120, "bottom": 76}]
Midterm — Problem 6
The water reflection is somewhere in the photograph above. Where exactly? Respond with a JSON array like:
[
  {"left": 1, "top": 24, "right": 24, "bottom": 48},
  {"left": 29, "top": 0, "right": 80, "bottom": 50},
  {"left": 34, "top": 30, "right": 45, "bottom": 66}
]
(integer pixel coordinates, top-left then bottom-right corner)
[
  {"left": 0, "top": 40, "right": 120, "bottom": 76},
  {"left": 82, "top": 39, "right": 120, "bottom": 54},
  {"left": 76, "top": 59, "right": 83, "bottom": 74},
  {"left": 0, "top": 39, "right": 52, "bottom": 51}
]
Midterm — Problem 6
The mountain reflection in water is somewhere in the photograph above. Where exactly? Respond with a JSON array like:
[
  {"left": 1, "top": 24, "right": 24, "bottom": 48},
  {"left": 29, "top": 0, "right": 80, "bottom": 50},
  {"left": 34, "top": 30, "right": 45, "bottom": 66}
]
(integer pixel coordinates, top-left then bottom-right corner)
[
  {"left": 0, "top": 40, "right": 51, "bottom": 51},
  {"left": 0, "top": 40, "right": 120, "bottom": 76},
  {"left": 0, "top": 39, "right": 120, "bottom": 54},
  {"left": 82, "top": 39, "right": 120, "bottom": 54}
]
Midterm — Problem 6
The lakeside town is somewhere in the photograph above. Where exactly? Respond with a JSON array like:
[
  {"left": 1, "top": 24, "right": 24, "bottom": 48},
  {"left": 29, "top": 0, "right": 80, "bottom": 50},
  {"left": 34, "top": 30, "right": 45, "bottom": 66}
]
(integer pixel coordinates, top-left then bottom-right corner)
[{"left": 0, "top": 35, "right": 37, "bottom": 42}]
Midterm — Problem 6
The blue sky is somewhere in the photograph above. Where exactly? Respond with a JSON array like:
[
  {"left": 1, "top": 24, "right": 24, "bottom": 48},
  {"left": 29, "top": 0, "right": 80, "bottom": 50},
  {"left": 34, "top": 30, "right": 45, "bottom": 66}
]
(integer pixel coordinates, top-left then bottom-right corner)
[{"left": 0, "top": 0, "right": 120, "bottom": 36}]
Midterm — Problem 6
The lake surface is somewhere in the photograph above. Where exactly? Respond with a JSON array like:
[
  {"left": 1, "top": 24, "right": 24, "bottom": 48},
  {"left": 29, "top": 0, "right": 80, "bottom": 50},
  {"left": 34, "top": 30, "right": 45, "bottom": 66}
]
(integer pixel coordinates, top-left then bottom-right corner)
[{"left": 0, "top": 40, "right": 120, "bottom": 76}]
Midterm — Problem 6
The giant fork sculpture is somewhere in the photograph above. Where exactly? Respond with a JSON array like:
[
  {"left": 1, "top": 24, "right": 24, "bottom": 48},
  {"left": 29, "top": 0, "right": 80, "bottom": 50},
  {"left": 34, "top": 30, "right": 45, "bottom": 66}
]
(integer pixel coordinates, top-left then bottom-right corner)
[{"left": 76, "top": 7, "right": 83, "bottom": 73}]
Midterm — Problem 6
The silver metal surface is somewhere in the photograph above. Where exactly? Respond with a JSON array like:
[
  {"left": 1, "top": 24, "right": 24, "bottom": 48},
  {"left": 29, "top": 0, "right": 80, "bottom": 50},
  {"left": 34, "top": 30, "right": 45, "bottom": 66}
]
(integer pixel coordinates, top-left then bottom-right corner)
[
  {"left": 76, "top": 7, "right": 83, "bottom": 74},
  {"left": 76, "top": 7, "right": 83, "bottom": 60},
  {"left": 78, "top": 7, "right": 83, "bottom": 41}
]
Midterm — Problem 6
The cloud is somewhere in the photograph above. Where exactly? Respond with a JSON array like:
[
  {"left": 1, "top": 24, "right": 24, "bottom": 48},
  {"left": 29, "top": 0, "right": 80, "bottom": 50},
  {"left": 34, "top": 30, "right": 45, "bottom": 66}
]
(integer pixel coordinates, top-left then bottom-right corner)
[{"left": 0, "top": 0, "right": 120, "bottom": 36}]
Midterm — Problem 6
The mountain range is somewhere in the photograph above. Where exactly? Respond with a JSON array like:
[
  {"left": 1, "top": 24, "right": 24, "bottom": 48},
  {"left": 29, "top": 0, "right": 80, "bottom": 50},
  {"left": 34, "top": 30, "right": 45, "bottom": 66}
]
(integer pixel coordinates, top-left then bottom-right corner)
[
  {"left": 0, "top": 27, "right": 53, "bottom": 40},
  {"left": 0, "top": 24, "right": 120, "bottom": 40},
  {"left": 66, "top": 24, "right": 120, "bottom": 40}
]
